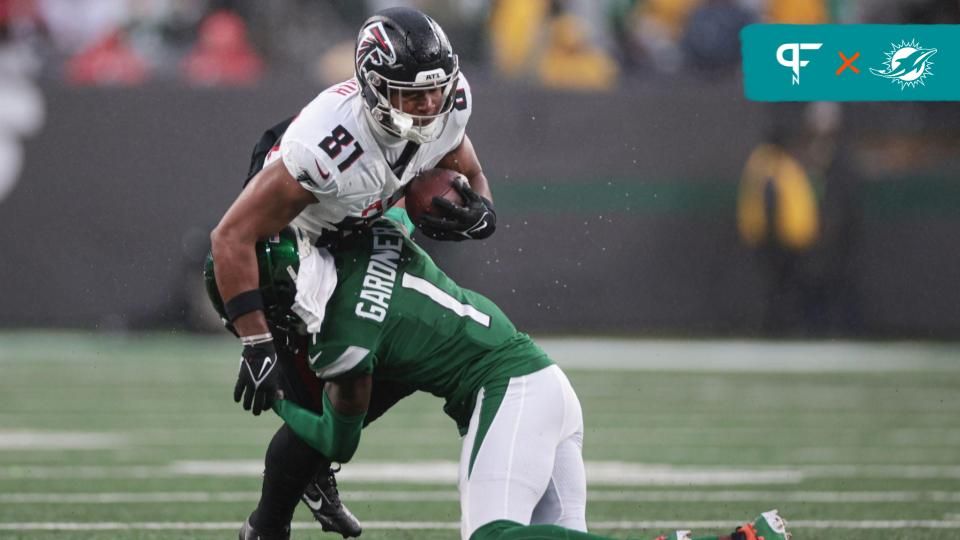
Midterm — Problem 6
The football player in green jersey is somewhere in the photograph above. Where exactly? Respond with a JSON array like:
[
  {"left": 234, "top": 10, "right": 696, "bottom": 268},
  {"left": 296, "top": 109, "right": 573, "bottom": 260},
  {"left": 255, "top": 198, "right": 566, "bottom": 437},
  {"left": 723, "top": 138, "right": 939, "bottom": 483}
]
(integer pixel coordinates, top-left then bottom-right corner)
[{"left": 256, "top": 209, "right": 790, "bottom": 540}]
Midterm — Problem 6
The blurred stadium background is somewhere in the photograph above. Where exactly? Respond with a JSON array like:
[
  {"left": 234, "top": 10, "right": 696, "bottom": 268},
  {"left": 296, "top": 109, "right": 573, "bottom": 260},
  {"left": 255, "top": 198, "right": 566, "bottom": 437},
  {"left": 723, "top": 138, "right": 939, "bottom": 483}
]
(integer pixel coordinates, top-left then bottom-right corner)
[{"left": 1, "top": 0, "right": 959, "bottom": 538}]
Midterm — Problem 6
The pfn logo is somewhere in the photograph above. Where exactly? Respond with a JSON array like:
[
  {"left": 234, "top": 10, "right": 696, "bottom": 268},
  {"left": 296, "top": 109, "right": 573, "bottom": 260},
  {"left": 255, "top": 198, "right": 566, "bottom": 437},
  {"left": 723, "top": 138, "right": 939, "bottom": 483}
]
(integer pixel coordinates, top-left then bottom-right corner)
[{"left": 776, "top": 43, "right": 823, "bottom": 85}]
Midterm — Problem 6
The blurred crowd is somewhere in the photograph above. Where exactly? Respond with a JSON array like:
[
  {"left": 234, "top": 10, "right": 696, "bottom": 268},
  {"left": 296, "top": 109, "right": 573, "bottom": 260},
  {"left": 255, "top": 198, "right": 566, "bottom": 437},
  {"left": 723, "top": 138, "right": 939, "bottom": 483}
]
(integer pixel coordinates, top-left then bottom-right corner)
[{"left": 1, "top": 0, "right": 958, "bottom": 89}]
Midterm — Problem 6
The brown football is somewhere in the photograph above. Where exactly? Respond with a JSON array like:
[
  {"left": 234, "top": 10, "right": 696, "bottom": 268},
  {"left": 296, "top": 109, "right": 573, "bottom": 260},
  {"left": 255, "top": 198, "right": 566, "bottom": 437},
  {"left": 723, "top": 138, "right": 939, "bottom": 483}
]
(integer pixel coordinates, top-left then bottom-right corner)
[{"left": 403, "top": 168, "right": 465, "bottom": 227}]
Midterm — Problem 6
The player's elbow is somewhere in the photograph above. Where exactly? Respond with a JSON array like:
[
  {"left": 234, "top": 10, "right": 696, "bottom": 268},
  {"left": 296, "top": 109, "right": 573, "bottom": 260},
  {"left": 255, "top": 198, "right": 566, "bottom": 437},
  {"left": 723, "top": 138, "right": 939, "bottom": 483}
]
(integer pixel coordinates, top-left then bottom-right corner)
[
  {"left": 325, "top": 436, "right": 361, "bottom": 464},
  {"left": 209, "top": 227, "right": 229, "bottom": 263},
  {"left": 209, "top": 226, "right": 223, "bottom": 252},
  {"left": 305, "top": 415, "right": 363, "bottom": 463},
  {"left": 209, "top": 222, "right": 246, "bottom": 258}
]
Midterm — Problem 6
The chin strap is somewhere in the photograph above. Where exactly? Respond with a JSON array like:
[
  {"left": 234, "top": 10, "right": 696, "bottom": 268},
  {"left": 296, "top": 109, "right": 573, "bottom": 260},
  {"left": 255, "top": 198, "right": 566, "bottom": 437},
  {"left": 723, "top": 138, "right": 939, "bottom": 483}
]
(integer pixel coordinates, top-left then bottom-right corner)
[
  {"left": 389, "top": 109, "right": 444, "bottom": 144},
  {"left": 390, "top": 141, "right": 421, "bottom": 179},
  {"left": 390, "top": 108, "right": 414, "bottom": 133}
]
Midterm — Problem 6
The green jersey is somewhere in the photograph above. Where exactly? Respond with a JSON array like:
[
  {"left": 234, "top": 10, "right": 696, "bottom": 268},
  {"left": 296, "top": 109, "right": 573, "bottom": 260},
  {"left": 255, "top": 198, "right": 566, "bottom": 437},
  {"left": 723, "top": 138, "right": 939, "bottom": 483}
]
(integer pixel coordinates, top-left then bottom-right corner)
[{"left": 307, "top": 215, "right": 552, "bottom": 431}]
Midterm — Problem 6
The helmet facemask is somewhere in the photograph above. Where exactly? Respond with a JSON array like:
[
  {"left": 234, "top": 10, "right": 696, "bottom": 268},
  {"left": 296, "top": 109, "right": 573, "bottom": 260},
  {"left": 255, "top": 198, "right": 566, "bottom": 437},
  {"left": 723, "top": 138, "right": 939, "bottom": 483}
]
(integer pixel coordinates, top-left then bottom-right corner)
[{"left": 362, "top": 63, "right": 459, "bottom": 144}]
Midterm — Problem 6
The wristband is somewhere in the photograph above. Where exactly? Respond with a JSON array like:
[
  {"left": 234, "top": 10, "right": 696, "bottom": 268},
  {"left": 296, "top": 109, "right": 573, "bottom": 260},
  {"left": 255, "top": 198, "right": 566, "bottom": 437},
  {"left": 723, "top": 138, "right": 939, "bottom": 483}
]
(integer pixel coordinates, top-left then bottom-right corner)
[
  {"left": 224, "top": 289, "right": 264, "bottom": 322},
  {"left": 240, "top": 332, "right": 274, "bottom": 346}
]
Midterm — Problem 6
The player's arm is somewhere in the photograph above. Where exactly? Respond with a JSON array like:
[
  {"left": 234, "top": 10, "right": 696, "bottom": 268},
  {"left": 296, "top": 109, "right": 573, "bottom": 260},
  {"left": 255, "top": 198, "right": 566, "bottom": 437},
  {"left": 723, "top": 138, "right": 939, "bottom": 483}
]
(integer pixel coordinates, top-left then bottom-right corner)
[
  {"left": 211, "top": 159, "right": 315, "bottom": 335},
  {"left": 436, "top": 134, "right": 491, "bottom": 201},
  {"left": 273, "top": 374, "right": 372, "bottom": 463},
  {"left": 210, "top": 159, "right": 316, "bottom": 415},
  {"left": 421, "top": 135, "right": 497, "bottom": 241}
]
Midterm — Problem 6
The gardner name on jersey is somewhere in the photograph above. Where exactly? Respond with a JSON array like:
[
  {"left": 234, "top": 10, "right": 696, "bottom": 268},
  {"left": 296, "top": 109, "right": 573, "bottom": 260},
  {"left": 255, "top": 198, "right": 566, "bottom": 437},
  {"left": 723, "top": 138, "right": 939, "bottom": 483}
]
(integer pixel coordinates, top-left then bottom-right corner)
[
  {"left": 262, "top": 75, "right": 472, "bottom": 243},
  {"left": 308, "top": 214, "right": 551, "bottom": 431}
]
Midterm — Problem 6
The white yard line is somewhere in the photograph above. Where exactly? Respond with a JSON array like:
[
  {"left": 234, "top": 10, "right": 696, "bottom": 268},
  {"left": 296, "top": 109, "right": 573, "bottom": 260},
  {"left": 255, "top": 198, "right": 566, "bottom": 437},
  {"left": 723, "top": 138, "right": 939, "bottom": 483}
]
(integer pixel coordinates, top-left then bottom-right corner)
[
  {"left": 3, "top": 520, "right": 960, "bottom": 531},
  {"left": 0, "top": 461, "right": 803, "bottom": 485},
  {"left": 591, "top": 520, "right": 960, "bottom": 530},
  {"left": 4, "top": 336, "right": 959, "bottom": 373},
  {"left": 799, "top": 464, "right": 960, "bottom": 478},
  {"left": 3, "top": 490, "right": 960, "bottom": 504},
  {"left": 536, "top": 338, "right": 960, "bottom": 372},
  {"left": 0, "top": 492, "right": 260, "bottom": 504},
  {"left": 587, "top": 490, "right": 960, "bottom": 502},
  {"left": 4, "top": 461, "right": 960, "bottom": 482},
  {"left": 0, "top": 431, "right": 126, "bottom": 450}
]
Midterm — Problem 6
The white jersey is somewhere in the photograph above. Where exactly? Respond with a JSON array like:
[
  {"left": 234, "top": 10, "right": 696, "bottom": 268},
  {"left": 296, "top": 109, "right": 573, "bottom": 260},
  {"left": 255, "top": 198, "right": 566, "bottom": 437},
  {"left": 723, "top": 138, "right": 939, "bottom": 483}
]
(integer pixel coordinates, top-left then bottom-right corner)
[{"left": 263, "top": 75, "right": 472, "bottom": 242}]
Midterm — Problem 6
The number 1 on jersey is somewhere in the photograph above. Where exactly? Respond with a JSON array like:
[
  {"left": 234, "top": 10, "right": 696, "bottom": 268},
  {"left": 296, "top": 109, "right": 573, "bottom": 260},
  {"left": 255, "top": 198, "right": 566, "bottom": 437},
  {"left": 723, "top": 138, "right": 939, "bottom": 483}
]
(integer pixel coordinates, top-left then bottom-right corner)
[
  {"left": 319, "top": 124, "right": 364, "bottom": 172},
  {"left": 401, "top": 273, "right": 491, "bottom": 327}
]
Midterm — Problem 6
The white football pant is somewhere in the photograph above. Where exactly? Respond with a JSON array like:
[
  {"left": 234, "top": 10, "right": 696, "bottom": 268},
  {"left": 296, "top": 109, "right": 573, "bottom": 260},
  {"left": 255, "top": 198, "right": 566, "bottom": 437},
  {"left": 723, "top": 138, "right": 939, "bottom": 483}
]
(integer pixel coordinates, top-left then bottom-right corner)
[{"left": 459, "top": 364, "right": 586, "bottom": 539}]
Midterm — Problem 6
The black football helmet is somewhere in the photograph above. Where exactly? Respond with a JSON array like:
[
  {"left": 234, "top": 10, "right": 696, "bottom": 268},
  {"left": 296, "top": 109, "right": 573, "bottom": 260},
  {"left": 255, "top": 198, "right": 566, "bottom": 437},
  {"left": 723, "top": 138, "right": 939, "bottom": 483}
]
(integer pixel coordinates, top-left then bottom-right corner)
[{"left": 355, "top": 7, "right": 459, "bottom": 144}]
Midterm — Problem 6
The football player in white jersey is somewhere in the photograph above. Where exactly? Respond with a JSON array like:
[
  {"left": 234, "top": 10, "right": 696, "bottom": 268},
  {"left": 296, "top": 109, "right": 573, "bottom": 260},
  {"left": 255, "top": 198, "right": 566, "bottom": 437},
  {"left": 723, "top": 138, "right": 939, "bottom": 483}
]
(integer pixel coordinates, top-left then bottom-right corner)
[{"left": 209, "top": 7, "right": 496, "bottom": 539}]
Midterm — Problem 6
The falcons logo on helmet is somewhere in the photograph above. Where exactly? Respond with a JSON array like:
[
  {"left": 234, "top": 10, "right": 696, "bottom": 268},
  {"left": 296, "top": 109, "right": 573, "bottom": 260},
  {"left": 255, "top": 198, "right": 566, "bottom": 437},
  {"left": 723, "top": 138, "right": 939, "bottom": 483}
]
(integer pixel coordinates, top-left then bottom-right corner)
[{"left": 356, "top": 22, "right": 397, "bottom": 68}]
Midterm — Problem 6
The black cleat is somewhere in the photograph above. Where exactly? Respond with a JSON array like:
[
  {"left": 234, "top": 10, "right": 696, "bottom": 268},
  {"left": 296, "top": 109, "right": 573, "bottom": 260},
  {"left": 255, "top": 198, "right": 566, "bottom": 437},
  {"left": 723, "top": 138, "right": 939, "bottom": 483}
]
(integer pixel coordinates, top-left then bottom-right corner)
[
  {"left": 301, "top": 467, "right": 363, "bottom": 538},
  {"left": 239, "top": 518, "right": 290, "bottom": 540}
]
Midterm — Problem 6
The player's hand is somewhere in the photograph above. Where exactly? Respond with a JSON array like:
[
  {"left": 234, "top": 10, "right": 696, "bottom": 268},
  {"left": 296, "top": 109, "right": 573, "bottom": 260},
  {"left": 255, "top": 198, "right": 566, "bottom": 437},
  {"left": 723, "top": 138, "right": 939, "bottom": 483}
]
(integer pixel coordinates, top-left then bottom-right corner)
[
  {"left": 234, "top": 338, "right": 280, "bottom": 416},
  {"left": 420, "top": 179, "right": 496, "bottom": 241}
]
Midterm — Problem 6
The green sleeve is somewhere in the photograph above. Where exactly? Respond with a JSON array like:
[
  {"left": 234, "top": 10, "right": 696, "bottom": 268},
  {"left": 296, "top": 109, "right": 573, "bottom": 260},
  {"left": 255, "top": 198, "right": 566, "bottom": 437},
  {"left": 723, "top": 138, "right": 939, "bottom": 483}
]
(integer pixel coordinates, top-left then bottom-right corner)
[
  {"left": 308, "top": 344, "right": 376, "bottom": 380},
  {"left": 384, "top": 206, "right": 415, "bottom": 235},
  {"left": 273, "top": 393, "right": 366, "bottom": 463}
]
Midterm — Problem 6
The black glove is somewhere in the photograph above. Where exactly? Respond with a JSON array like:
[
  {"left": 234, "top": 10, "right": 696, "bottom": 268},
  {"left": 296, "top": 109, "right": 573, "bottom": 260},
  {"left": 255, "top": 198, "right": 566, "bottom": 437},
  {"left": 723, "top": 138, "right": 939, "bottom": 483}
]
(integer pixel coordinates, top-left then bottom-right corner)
[
  {"left": 419, "top": 179, "right": 496, "bottom": 241},
  {"left": 234, "top": 337, "right": 280, "bottom": 416}
]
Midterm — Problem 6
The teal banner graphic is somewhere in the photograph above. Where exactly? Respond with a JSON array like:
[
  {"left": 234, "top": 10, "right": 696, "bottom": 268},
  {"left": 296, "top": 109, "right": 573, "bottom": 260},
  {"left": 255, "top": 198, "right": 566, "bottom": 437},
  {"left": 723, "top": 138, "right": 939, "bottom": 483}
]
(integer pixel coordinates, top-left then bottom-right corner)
[{"left": 742, "top": 24, "right": 958, "bottom": 101}]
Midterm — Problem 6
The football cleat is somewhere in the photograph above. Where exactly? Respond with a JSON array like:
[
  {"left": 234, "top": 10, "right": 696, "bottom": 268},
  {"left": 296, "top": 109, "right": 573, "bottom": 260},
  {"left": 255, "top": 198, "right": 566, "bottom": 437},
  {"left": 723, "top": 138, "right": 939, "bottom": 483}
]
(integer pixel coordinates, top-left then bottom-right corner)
[
  {"left": 653, "top": 530, "right": 692, "bottom": 540},
  {"left": 238, "top": 518, "right": 290, "bottom": 540},
  {"left": 733, "top": 509, "right": 791, "bottom": 540},
  {"left": 301, "top": 467, "right": 363, "bottom": 538}
]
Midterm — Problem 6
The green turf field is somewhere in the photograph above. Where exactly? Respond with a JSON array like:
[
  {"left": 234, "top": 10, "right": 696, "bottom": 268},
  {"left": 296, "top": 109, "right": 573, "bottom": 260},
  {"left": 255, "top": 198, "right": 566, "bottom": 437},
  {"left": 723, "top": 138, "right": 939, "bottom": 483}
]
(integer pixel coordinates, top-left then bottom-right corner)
[{"left": 1, "top": 332, "right": 959, "bottom": 539}]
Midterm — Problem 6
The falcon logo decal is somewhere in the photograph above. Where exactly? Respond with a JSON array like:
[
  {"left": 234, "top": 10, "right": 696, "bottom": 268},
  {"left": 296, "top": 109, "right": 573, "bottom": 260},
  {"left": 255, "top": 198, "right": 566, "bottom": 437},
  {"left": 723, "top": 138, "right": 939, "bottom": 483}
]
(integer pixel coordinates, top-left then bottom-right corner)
[{"left": 356, "top": 22, "right": 397, "bottom": 68}]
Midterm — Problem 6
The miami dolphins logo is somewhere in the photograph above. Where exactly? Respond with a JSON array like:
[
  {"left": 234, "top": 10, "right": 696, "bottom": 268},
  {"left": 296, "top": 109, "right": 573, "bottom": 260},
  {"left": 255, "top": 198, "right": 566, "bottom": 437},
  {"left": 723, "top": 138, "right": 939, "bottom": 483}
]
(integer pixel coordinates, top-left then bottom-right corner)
[
  {"left": 356, "top": 22, "right": 397, "bottom": 68},
  {"left": 870, "top": 39, "right": 937, "bottom": 89}
]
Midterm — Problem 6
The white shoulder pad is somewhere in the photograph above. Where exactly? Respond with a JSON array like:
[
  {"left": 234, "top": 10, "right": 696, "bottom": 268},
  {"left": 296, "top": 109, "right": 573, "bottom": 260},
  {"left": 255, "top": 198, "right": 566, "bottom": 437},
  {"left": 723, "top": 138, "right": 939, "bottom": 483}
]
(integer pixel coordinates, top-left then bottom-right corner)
[
  {"left": 279, "top": 81, "right": 363, "bottom": 198},
  {"left": 280, "top": 138, "right": 337, "bottom": 198},
  {"left": 447, "top": 73, "right": 472, "bottom": 144},
  {"left": 419, "top": 73, "right": 472, "bottom": 168}
]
